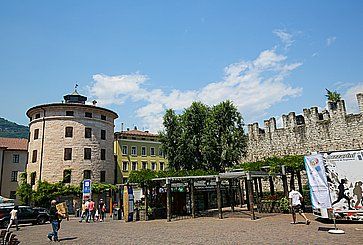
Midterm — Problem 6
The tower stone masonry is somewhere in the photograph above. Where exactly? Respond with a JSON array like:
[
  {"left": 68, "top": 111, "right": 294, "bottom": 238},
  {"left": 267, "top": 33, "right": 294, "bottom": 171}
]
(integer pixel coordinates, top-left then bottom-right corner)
[
  {"left": 26, "top": 90, "right": 118, "bottom": 186},
  {"left": 245, "top": 93, "right": 363, "bottom": 162}
]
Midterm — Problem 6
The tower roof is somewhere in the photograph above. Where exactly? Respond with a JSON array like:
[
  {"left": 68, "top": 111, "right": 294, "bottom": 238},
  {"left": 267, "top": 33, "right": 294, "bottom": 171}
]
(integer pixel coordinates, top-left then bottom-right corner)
[{"left": 63, "top": 87, "right": 87, "bottom": 104}]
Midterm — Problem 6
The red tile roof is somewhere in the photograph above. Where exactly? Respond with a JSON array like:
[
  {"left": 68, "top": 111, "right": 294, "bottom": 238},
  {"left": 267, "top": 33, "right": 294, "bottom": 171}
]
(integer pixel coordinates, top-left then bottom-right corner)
[
  {"left": 120, "top": 129, "right": 158, "bottom": 137},
  {"left": 0, "top": 137, "right": 28, "bottom": 151}
]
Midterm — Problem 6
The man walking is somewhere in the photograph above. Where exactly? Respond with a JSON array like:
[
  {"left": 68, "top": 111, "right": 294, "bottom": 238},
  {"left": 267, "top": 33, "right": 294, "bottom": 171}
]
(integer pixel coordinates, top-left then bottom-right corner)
[
  {"left": 79, "top": 200, "right": 86, "bottom": 222},
  {"left": 88, "top": 199, "right": 95, "bottom": 222},
  {"left": 7, "top": 206, "right": 19, "bottom": 231},
  {"left": 289, "top": 187, "right": 311, "bottom": 225},
  {"left": 48, "top": 200, "right": 65, "bottom": 242},
  {"left": 99, "top": 199, "right": 106, "bottom": 222},
  {"left": 85, "top": 199, "right": 90, "bottom": 223}
]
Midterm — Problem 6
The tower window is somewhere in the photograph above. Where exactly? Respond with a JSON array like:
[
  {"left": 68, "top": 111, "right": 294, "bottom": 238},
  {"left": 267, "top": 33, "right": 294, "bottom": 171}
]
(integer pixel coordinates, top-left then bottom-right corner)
[
  {"left": 100, "top": 171, "right": 106, "bottom": 182},
  {"left": 32, "top": 150, "right": 37, "bottom": 163},
  {"left": 84, "top": 148, "right": 91, "bottom": 160},
  {"left": 64, "top": 148, "right": 72, "bottom": 160},
  {"left": 30, "top": 172, "right": 36, "bottom": 185},
  {"left": 63, "top": 169, "right": 71, "bottom": 183},
  {"left": 66, "top": 111, "right": 74, "bottom": 116},
  {"left": 34, "top": 129, "right": 39, "bottom": 140},
  {"left": 101, "top": 149, "right": 106, "bottom": 160},
  {"left": 83, "top": 170, "right": 91, "bottom": 179},
  {"left": 65, "top": 127, "right": 73, "bottom": 138},
  {"left": 85, "top": 128, "right": 92, "bottom": 138},
  {"left": 85, "top": 112, "right": 92, "bottom": 118},
  {"left": 101, "top": 130, "right": 106, "bottom": 140}
]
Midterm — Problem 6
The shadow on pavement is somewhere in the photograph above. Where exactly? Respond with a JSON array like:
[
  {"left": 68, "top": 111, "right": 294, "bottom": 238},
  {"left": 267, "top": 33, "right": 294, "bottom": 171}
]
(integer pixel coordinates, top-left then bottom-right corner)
[{"left": 59, "top": 237, "right": 78, "bottom": 241}]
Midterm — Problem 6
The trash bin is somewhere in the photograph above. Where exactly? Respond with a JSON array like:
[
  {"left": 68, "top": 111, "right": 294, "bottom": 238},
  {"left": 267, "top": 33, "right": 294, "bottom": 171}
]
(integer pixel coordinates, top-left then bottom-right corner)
[{"left": 113, "top": 208, "right": 122, "bottom": 220}]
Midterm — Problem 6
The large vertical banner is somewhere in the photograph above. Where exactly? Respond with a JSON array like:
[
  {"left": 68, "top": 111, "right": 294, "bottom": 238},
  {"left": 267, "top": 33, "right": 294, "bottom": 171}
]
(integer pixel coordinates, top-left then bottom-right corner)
[
  {"left": 304, "top": 154, "right": 331, "bottom": 209},
  {"left": 82, "top": 179, "right": 92, "bottom": 201},
  {"left": 123, "top": 185, "right": 134, "bottom": 222},
  {"left": 323, "top": 150, "right": 363, "bottom": 219}
]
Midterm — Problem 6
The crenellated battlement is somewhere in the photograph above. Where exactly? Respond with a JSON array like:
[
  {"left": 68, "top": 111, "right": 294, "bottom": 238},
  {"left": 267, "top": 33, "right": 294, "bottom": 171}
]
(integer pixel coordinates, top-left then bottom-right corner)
[{"left": 245, "top": 93, "right": 363, "bottom": 162}]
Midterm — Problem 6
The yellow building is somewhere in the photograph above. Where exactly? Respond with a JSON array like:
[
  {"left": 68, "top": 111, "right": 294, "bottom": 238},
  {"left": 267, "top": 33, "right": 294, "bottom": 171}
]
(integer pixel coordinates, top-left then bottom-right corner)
[{"left": 114, "top": 128, "right": 168, "bottom": 183}]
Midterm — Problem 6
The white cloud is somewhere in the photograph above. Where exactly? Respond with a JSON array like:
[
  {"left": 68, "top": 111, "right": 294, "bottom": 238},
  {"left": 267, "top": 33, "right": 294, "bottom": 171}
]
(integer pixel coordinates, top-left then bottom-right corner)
[
  {"left": 273, "top": 29, "right": 294, "bottom": 49},
  {"left": 89, "top": 73, "right": 148, "bottom": 106},
  {"left": 326, "top": 36, "right": 336, "bottom": 46},
  {"left": 342, "top": 83, "right": 363, "bottom": 113},
  {"left": 89, "top": 49, "right": 302, "bottom": 132}
]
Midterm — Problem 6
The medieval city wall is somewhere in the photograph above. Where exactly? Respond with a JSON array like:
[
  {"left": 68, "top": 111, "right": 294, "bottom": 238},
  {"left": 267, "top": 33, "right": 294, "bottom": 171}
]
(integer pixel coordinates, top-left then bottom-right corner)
[{"left": 246, "top": 93, "right": 363, "bottom": 162}]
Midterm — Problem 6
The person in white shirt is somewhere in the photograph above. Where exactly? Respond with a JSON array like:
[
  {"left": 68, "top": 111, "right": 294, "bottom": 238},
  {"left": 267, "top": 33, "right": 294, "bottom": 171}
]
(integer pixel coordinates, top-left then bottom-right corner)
[
  {"left": 7, "top": 206, "right": 19, "bottom": 231},
  {"left": 288, "top": 187, "right": 311, "bottom": 225}
]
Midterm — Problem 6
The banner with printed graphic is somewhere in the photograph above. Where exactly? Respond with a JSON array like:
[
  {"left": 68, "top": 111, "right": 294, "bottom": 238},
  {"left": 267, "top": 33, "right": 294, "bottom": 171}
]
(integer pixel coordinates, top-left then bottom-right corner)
[
  {"left": 304, "top": 154, "right": 331, "bottom": 209},
  {"left": 323, "top": 150, "right": 363, "bottom": 214}
]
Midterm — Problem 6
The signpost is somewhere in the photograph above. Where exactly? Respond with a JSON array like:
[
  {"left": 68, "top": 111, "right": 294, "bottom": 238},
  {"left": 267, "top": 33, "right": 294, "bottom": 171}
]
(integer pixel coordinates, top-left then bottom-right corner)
[{"left": 83, "top": 179, "right": 92, "bottom": 201}]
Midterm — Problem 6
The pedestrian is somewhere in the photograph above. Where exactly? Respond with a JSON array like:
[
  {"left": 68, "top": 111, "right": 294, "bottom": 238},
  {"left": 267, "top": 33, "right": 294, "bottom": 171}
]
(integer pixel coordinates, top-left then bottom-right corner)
[
  {"left": 99, "top": 199, "right": 106, "bottom": 222},
  {"left": 7, "top": 206, "right": 19, "bottom": 231},
  {"left": 89, "top": 199, "right": 95, "bottom": 222},
  {"left": 79, "top": 200, "right": 86, "bottom": 222},
  {"left": 47, "top": 200, "right": 65, "bottom": 242},
  {"left": 85, "top": 199, "right": 90, "bottom": 223},
  {"left": 289, "top": 187, "right": 310, "bottom": 225}
]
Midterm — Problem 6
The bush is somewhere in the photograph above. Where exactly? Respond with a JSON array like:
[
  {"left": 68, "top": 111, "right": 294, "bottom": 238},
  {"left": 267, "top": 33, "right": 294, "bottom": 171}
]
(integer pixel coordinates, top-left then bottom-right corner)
[{"left": 279, "top": 197, "right": 290, "bottom": 213}]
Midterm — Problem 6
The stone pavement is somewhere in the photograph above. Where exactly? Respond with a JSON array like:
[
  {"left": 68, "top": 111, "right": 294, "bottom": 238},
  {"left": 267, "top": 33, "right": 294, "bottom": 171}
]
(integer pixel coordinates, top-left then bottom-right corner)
[{"left": 11, "top": 213, "right": 363, "bottom": 244}]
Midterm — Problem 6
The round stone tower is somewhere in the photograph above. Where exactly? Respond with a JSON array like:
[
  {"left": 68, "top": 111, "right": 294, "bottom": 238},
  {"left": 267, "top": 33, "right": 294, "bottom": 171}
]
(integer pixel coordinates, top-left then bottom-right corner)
[{"left": 26, "top": 89, "right": 118, "bottom": 186}]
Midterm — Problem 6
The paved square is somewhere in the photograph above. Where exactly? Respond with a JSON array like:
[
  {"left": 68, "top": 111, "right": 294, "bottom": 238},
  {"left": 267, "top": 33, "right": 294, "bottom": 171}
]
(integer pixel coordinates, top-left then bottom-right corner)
[{"left": 12, "top": 213, "right": 363, "bottom": 244}]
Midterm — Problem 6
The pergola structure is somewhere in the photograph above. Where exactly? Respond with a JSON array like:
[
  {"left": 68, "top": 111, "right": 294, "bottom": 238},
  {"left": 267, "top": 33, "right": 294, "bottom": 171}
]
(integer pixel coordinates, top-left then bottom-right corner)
[{"left": 145, "top": 166, "right": 289, "bottom": 222}]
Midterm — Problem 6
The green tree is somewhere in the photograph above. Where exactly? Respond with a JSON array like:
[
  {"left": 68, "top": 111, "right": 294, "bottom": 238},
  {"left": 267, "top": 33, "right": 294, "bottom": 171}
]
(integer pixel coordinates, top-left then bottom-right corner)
[
  {"left": 181, "top": 102, "right": 209, "bottom": 169},
  {"left": 325, "top": 88, "right": 341, "bottom": 102},
  {"left": 159, "top": 109, "right": 183, "bottom": 170},
  {"left": 16, "top": 173, "right": 34, "bottom": 205},
  {"left": 202, "top": 100, "right": 247, "bottom": 172}
]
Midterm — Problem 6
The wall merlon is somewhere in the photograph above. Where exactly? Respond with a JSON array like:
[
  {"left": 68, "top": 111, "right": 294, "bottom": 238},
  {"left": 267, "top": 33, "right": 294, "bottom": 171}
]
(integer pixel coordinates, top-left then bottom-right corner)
[
  {"left": 269, "top": 117, "right": 276, "bottom": 132},
  {"left": 356, "top": 93, "right": 363, "bottom": 113},
  {"left": 288, "top": 112, "right": 297, "bottom": 128}
]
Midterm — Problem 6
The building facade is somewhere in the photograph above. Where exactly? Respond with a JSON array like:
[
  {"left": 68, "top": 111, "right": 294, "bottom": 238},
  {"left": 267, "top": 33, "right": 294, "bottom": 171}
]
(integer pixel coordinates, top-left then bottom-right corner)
[
  {"left": 246, "top": 93, "right": 363, "bottom": 161},
  {"left": 26, "top": 90, "right": 118, "bottom": 186},
  {"left": 0, "top": 137, "right": 28, "bottom": 201},
  {"left": 114, "top": 128, "right": 168, "bottom": 183}
]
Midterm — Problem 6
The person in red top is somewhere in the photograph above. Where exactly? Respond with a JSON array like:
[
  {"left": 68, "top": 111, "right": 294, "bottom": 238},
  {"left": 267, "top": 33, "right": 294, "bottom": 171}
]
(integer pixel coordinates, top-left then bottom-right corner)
[{"left": 89, "top": 199, "right": 95, "bottom": 222}]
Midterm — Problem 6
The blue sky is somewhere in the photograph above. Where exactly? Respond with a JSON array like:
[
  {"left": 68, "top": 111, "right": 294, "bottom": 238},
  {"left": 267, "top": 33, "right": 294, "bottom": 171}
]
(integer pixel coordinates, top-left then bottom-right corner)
[{"left": 1, "top": 1, "right": 363, "bottom": 132}]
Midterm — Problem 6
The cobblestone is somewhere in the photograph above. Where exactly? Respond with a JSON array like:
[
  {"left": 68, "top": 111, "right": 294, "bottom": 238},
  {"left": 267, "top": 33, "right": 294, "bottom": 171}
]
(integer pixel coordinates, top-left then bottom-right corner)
[{"left": 12, "top": 213, "right": 363, "bottom": 244}]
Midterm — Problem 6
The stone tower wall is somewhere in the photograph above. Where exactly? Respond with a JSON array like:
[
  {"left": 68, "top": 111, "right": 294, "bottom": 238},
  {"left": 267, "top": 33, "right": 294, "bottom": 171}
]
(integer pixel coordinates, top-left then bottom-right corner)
[
  {"left": 27, "top": 104, "right": 117, "bottom": 185},
  {"left": 246, "top": 93, "right": 363, "bottom": 161}
]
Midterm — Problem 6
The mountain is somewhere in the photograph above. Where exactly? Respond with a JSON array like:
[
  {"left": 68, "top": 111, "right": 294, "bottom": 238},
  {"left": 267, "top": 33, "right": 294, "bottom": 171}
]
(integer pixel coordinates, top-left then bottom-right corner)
[{"left": 0, "top": 117, "right": 29, "bottom": 139}]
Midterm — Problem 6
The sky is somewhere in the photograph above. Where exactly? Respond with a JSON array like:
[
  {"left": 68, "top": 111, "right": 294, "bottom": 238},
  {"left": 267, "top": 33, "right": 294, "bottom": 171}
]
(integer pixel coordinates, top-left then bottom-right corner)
[{"left": 1, "top": 1, "right": 363, "bottom": 132}]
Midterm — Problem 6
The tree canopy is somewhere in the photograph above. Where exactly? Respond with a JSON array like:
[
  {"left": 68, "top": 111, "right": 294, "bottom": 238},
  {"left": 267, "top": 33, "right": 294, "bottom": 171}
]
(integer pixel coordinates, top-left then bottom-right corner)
[{"left": 160, "top": 100, "right": 247, "bottom": 172}]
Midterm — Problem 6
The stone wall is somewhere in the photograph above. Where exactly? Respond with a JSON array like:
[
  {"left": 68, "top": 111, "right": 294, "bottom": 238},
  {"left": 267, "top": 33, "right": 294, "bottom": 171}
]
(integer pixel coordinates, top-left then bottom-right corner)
[{"left": 246, "top": 93, "right": 363, "bottom": 161}]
